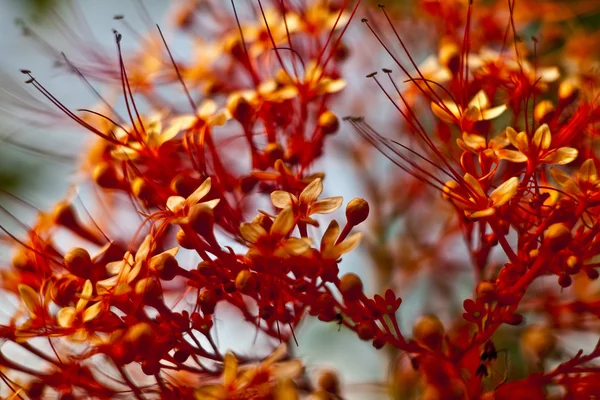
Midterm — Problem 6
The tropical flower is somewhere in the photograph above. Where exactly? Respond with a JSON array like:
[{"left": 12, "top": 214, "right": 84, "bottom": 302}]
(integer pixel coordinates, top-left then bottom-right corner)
[
  {"left": 443, "top": 174, "right": 520, "bottom": 219},
  {"left": 270, "top": 178, "right": 343, "bottom": 226},
  {"left": 320, "top": 220, "right": 362, "bottom": 260},
  {"left": 166, "top": 177, "right": 220, "bottom": 219},
  {"left": 240, "top": 207, "right": 311, "bottom": 258},
  {"left": 497, "top": 124, "right": 578, "bottom": 165},
  {"left": 431, "top": 89, "right": 507, "bottom": 125}
]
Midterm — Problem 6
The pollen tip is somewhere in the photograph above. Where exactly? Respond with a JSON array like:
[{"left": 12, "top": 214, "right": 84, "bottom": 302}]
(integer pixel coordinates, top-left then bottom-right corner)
[
  {"left": 366, "top": 72, "right": 377, "bottom": 78},
  {"left": 113, "top": 14, "right": 124, "bottom": 20},
  {"left": 377, "top": 3, "right": 385, "bottom": 8},
  {"left": 20, "top": 69, "right": 31, "bottom": 74},
  {"left": 382, "top": 68, "right": 392, "bottom": 74},
  {"left": 360, "top": 18, "right": 368, "bottom": 23}
]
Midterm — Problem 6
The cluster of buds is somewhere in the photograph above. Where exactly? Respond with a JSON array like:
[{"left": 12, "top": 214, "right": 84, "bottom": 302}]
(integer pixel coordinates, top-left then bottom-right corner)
[{"left": 1, "top": 0, "right": 600, "bottom": 399}]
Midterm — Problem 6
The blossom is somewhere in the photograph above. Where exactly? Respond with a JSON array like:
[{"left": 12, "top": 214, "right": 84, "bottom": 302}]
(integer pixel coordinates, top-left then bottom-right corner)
[
  {"left": 240, "top": 207, "right": 311, "bottom": 258},
  {"left": 497, "top": 124, "right": 578, "bottom": 165},
  {"left": 166, "top": 177, "right": 220, "bottom": 218},
  {"left": 443, "top": 174, "right": 520, "bottom": 219},
  {"left": 431, "top": 89, "right": 507, "bottom": 125},
  {"left": 320, "top": 220, "right": 362, "bottom": 260},
  {"left": 270, "top": 178, "right": 343, "bottom": 226},
  {"left": 551, "top": 159, "right": 600, "bottom": 195},
  {"left": 194, "top": 345, "right": 303, "bottom": 399}
]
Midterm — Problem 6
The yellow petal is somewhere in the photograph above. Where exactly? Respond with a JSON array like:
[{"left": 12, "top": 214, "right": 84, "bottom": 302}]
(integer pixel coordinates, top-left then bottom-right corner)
[
  {"left": 271, "top": 191, "right": 296, "bottom": 209},
  {"left": 197, "top": 100, "right": 217, "bottom": 117},
  {"left": 18, "top": 284, "right": 39, "bottom": 317},
  {"left": 136, "top": 235, "right": 154, "bottom": 262},
  {"left": 532, "top": 124, "right": 551, "bottom": 151},
  {"left": 497, "top": 149, "right": 528, "bottom": 163},
  {"left": 319, "top": 78, "right": 346, "bottom": 94},
  {"left": 480, "top": 105, "right": 507, "bottom": 120},
  {"left": 468, "top": 90, "right": 490, "bottom": 110},
  {"left": 76, "top": 279, "right": 93, "bottom": 312},
  {"left": 281, "top": 237, "right": 312, "bottom": 255},
  {"left": 240, "top": 222, "right": 267, "bottom": 243},
  {"left": 468, "top": 207, "right": 496, "bottom": 219},
  {"left": 223, "top": 352, "right": 238, "bottom": 387},
  {"left": 186, "top": 178, "right": 212, "bottom": 206},
  {"left": 299, "top": 178, "right": 323, "bottom": 206},
  {"left": 57, "top": 307, "right": 77, "bottom": 328},
  {"left": 489, "top": 177, "right": 519, "bottom": 207},
  {"left": 321, "top": 220, "right": 340, "bottom": 252},
  {"left": 461, "top": 133, "right": 486, "bottom": 151},
  {"left": 431, "top": 101, "right": 459, "bottom": 124},
  {"left": 506, "top": 127, "right": 529, "bottom": 154},
  {"left": 82, "top": 302, "right": 102, "bottom": 322},
  {"left": 579, "top": 159, "right": 598, "bottom": 184},
  {"left": 270, "top": 207, "right": 295, "bottom": 237},
  {"left": 541, "top": 147, "right": 578, "bottom": 165},
  {"left": 309, "top": 197, "right": 343, "bottom": 215},
  {"left": 550, "top": 167, "right": 573, "bottom": 188},
  {"left": 463, "top": 173, "right": 486, "bottom": 199},
  {"left": 335, "top": 232, "right": 362, "bottom": 257}
]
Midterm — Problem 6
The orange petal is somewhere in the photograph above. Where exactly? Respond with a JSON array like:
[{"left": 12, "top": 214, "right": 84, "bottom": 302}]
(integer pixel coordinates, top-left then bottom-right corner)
[
  {"left": 497, "top": 149, "right": 527, "bottom": 163},
  {"left": 541, "top": 147, "right": 578, "bottom": 165},
  {"left": 309, "top": 197, "right": 343, "bottom": 215},
  {"left": 186, "top": 178, "right": 212, "bottom": 206},
  {"left": 270, "top": 207, "right": 296, "bottom": 237},
  {"left": 579, "top": 159, "right": 598, "bottom": 184},
  {"left": 271, "top": 191, "right": 296, "bottom": 209},
  {"left": 18, "top": 284, "right": 40, "bottom": 317},
  {"left": 299, "top": 178, "right": 323, "bottom": 206},
  {"left": 240, "top": 222, "right": 267, "bottom": 243},
  {"left": 532, "top": 124, "right": 551, "bottom": 151},
  {"left": 489, "top": 177, "right": 519, "bottom": 207},
  {"left": 57, "top": 307, "right": 77, "bottom": 328}
]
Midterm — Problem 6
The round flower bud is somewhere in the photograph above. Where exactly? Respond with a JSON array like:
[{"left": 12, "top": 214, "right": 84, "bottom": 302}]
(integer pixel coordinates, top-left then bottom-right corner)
[
  {"left": 558, "top": 273, "right": 572, "bottom": 288},
  {"left": 188, "top": 203, "right": 215, "bottom": 236},
  {"left": 357, "top": 322, "right": 374, "bottom": 340},
  {"left": 199, "top": 290, "right": 218, "bottom": 314},
  {"left": 412, "top": 315, "right": 444, "bottom": 351},
  {"left": 544, "top": 223, "right": 571, "bottom": 252},
  {"left": 53, "top": 201, "right": 78, "bottom": 228},
  {"left": 318, "top": 111, "right": 340, "bottom": 135},
  {"left": 476, "top": 281, "right": 496, "bottom": 301},
  {"left": 534, "top": 100, "right": 555, "bottom": 124},
  {"left": 176, "top": 229, "right": 195, "bottom": 249},
  {"left": 505, "top": 313, "right": 524, "bottom": 326},
  {"left": 439, "top": 41, "right": 460, "bottom": 73},
  {"left": 135, "top": 278, "right": 161, "bottom": 301},
  {"left": 12, "top": 250, "right": 35, "bottom": 271},
  {"left": 150, "top": 253, "right": 179, "bottom": 281},
  {"left": 559, "top": 78, "right": 579, "bottom": 104},
  {"left": 64, "top": 247, "right": 92, "bottom": 277},
  {"left": 521, "top": 325, "right": 556, "bottom": 359},
  {"left": 346, "top": 198, "right": 370, "bottom": 226},
  {"left": 131, "top": 177, "right": 154, "bottom": 205},
  {"left": 125, "top": 322, "right": 154, "bottom": 349},
  {"left": 265, "top": 143, "right": 285, "bottom": 163},
  {"left": 93, "top": 163, "right": 123, "bottom": 190},
  {"left": 235, "top": 270, "right": 258, "bottom": 293},
  {"left": 227, "top": 94, "right": 254, "bottom": 124},
  {"left": 339, "top": 273, "right": 363, "bottom": 301},
  {"left": 317, "top": 370, "right": 340, "bottom": 394}
]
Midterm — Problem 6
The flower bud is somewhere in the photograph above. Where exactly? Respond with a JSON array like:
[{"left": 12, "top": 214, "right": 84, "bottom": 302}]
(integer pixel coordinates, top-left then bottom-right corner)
[
  {"left": 64, "top": 247, "right": 92, "bottom": 277},
  {"left": 413, "top": 315, "right": 444, "bottom": 351},
  {"left": 357, "top": 322, "right": 374, "bottom": 340},
  {"left": 131, "top": 177, "right": 155, "bottom": 205},
  {"left": 521, "top": 325, "right": 556, "bottom": 359},
  {"left": 125, "top": 322, "right": 153, "bottom": 349},
  {"left": 135, "top": 278, "right": 161, "bottom": 301},
  {"left": 476, "top": 281, "right": 496, "bottom": 301},
  {"left": 265, "top": 143, "right": 285, "bottom": 163},
  {"left": 199, "top": 290, "right": 218, "bottom": 314},
  {"left": 150, "top": 253, "right": 179, "bottom": 281},
  {"left": 188, "top": 203, "right": 215, "bottom": 236},
  {"left": 318, "top": 111, "right": 339, "bottom": 135},
  {"left": 227, "top": 94, "right": 254, "bottom": 124},
  {"left": 559, "top": 78, "right": 579, "bottom": 104},
  {"left": 544, "top": 223, "right": 571, "bottom": 251},
  {"left": 12, "top": 250, "right": 35, "bottom": 271},
  {"left": 505, "top": 313, "right": 524, "bottom": 326},
  {"left": 534, "top": 100, "right": 555, "bottom": 124},
  {"left": 317, "top": 370, "right": 340, "bottom": 394},
  {"left": 235, "top": 270, "right": 258, "bottom": 293},
  {"left": 176, "top": 229, "right": 195, "bottom": 249},
  {"left": 93, "top": 163, "right": 123, "bottom": 190},
  {"left": 558, "top": 273, "right": 572, "bottom": 288},
  {"left": 339, "top": 273, "right": 363, "bottom": 301},
  {"left": 439, "top": 41, "right": 460, "bottom": 73},
  {"left": 346, "top": 198, "right": 370, "bottom": 226}
]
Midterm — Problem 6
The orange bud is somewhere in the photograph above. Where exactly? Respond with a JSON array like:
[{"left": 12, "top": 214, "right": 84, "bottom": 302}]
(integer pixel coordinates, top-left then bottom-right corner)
[
  {"left": 150, "top": 253, "right": 179, "bottom": 281},
  {"left": 188, "top": 203, "right": 215, "bottom": 236},
  {"left": 339, "top": 273, "right": 363, "bottom": 301},
  {"left": 227, "top": 94, "right": 254, "bottom": 124},
  {"left": 544, "top": 223, "right": 571, "bottom": 251},
  {"left": 559, "top": 78, "right": 579, "bottom": 104},
  {"left": 318, "top": 111, "right": 340, "bottom": 135},
  {"left": 476, "top": 281, "right": 496, "bottom": 301},
  {"left": 265, "top": 143, "right": 285, "bottom": 163},
  {"left": 176, "top": 229, "right": 194, "bottom": 249},
  {"left": 346, "top": 198, "right": 370, "bottom": 226},
  {"left": 521, "top": 325, "right": 556, "bottom": 359},
  {"left": 357, "top": 322, "right": 374, "bottom": 340},
  {"left": 439, "top": 41, "right": 460, "bottom": 73},
  {"left": 64, "top": 247, "right": 92, "bottom": 277},
  {"left": 413, "top": 315, "right": 444, "bottom": 351},
  {"left": 125, "top": 322, "right": 153, "bottom": 349},
  {"left": 93, "top": 163, "right": 123, "bottom": 190},
  {"left": 199, "top": 290, "right": 218, "bottom": 314},
  {"left": 317, "top": 370, "right": 340, "bottom": 394},
  {"left": 131, "top": 177, "right": 155, "bottom": 205},
  {"left": 534, "top": 100, "right": 555, "bottom": 124},
  {"left": 235, "top": 270, "right": 258, "bottom": 293},
  {"left": 135, "top": 278, "right": 161, "bottom": 300}
]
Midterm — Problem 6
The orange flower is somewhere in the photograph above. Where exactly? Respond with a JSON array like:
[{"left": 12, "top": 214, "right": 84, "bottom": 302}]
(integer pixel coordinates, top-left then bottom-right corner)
[
  {"left": 443, "top": 174, "right": 519, "bottom": 219},
  {"left": 270, "top": 178, "right": 342, "bottom": 226},
  {"left": 498, "top": 124, "right": 578, "bottom": 165},
  {"left": 320, "top": 220, "right": 362, "bottom": 260},
  {"left": 432, "top": 90, "right": 507, "bottom": 125},
  {"left": 240, "top": 207, "right": 311, "bottom": 258}
]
